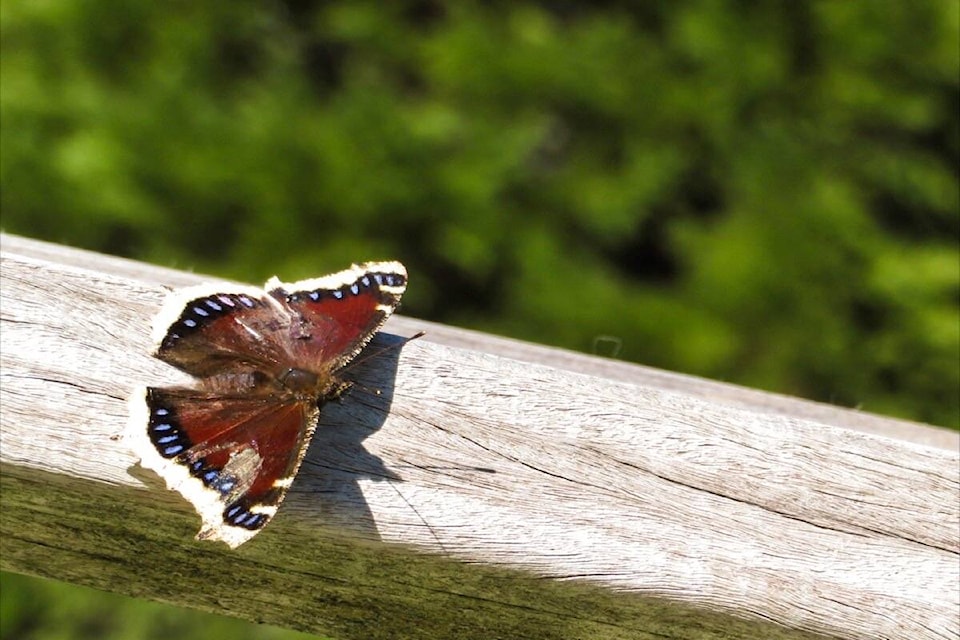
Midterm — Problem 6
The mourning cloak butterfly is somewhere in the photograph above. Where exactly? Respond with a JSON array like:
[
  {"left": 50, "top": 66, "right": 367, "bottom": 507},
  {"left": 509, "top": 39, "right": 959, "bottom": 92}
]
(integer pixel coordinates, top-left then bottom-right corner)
[{"left": 127, "top": 262, "right": 407, "bottom": 548}]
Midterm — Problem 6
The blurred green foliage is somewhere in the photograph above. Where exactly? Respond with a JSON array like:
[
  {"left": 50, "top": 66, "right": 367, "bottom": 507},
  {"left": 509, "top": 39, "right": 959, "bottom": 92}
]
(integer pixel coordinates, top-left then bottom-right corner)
[
  {"left": 0, "top": 572, "right": 321, "bottom": 640},
  {"left": 1, "top": 0, "right": 957, "bottom": 638},
  {"left": 2, "top": 0, "right": 957, "bottom": 427}
]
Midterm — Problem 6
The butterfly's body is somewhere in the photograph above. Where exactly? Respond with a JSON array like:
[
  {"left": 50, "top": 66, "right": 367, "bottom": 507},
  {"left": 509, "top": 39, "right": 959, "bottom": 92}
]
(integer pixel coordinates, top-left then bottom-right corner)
[
  {"left": 127, "top": 263, "right": 407, "bottom": 548},
  {"left": 195, "top": 358, "right": 345, "bottom": 402}
]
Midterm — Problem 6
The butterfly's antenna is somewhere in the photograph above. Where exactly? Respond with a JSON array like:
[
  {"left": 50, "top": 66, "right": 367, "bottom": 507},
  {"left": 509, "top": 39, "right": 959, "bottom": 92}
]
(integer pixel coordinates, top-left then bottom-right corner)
[
  {"left": 340, "top": 331, "right": 425, "bottom": 400},
  {"left": 344, "top": 330, "right": 425, "bottom": 375}
]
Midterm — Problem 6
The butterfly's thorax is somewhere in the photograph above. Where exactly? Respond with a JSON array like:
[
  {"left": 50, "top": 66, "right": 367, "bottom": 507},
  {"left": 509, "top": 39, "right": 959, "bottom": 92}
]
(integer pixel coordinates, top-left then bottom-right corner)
[
  {"left": 276, "top": 366, "right": 344, "bottom": 403},
  {"left": 277, "top": 367, "right": 319, "bottom": 393}
]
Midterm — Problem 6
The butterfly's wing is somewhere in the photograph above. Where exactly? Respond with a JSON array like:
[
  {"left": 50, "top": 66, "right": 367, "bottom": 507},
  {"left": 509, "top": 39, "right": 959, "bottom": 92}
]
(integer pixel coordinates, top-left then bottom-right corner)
[
  {"left": 128, "top": 387, "right": 318, "bottom": 548},
  {"left": 151, "top": 284, "right": 294, "bottom": 378},
  {"left": 267, "top": 262, "right": 408, "bottom": 375}
]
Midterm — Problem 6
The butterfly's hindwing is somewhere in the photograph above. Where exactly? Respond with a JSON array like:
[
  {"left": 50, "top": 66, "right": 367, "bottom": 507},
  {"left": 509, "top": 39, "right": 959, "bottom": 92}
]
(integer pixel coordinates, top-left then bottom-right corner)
[{"left": 132, "top": 387, "right": 318, "bottom": 548}]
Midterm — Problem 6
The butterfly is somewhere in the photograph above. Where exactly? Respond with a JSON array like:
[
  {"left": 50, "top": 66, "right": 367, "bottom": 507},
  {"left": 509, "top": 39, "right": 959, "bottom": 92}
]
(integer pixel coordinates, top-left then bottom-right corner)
[{"left": 126, "top": 262, "right": 407, "bottom": 548}]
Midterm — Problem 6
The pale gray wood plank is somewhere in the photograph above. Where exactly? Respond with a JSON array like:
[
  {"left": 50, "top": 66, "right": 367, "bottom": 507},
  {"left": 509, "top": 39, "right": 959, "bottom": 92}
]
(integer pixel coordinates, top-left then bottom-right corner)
[{"left": 1, "top": 233, "right": 957, "bottom": 640}]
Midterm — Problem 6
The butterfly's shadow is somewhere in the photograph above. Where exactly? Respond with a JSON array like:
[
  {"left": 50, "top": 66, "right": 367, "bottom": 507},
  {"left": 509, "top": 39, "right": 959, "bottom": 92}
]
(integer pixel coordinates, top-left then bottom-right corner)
[{"left": 286, "top": 331, "right": 409, "bottom": 542}]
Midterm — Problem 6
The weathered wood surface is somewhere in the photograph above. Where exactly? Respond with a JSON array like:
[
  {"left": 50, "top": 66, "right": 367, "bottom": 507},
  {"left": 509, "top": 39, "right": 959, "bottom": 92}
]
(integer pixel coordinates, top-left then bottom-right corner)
[{"left": 1, "top": 232, "right": 957, "bottom": 640}]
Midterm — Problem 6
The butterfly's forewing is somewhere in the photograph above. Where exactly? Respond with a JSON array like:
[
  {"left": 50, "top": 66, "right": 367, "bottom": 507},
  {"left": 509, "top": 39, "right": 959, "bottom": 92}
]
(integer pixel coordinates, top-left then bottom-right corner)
[
  {"left": 269, "top": 262, "right": 407, "bottom": 373},
  {"left": 151, "top": 286, "right": 292, "bottom": 379},
  {"left": 130, "top": 387, "right": 318, "bottom": 548}
]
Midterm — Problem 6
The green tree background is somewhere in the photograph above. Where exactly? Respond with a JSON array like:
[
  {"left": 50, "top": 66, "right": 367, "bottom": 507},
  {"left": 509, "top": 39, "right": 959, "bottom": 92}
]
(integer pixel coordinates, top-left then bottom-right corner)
[{"left": 2, "top": 1, "right": 957, "bottom": 638}]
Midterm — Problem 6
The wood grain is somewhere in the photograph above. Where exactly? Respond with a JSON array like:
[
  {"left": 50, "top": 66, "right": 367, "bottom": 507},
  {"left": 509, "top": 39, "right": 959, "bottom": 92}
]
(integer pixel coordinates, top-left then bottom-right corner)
[{"left": 1, "top": 233, "right": 957, "bottom": 640}]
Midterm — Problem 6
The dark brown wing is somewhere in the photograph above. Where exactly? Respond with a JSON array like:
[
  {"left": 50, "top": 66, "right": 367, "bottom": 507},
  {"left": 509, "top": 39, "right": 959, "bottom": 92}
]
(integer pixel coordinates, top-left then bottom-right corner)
[
  {"left": 267, "top": 262, "right": 407, "bottom": 374},
  {"left": 151, "top": 285, "right": 294, "bottom": 379},
  {"left": 129, "top": 386, "right": 318, "bottom": 548}
]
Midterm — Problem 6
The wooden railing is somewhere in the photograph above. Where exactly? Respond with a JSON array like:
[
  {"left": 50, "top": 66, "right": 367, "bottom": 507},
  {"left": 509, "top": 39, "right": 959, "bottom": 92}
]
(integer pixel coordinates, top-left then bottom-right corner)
[{"left": 1, "top": 233, "right": 957, "bottom": 640}]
